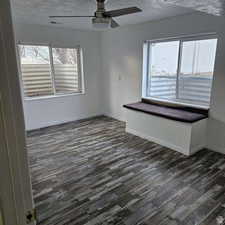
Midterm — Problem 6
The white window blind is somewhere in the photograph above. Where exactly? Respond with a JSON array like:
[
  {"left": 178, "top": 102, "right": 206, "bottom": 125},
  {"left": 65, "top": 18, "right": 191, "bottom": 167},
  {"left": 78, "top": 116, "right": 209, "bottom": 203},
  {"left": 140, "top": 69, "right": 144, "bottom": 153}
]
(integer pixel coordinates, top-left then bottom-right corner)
[
  {"left": 18, "top": 44, "right": 83, "bottom": 98},
  {"left": 143, "top": 36, "right": 217, "bottom": 107}
]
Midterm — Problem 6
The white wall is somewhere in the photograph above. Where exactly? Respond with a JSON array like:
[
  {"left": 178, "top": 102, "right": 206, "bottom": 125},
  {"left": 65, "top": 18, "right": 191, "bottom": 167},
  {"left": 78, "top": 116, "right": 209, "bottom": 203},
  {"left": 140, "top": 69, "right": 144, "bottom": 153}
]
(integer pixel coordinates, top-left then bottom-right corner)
[
  {"left": 14, "top": 13, "right": 225, "bottom": 154},
  {"left": 14, "top": 23, "right": 102, "bottom": 130},
  {"left": 101, "top": 13, "right": 225, "bottom": 154}
]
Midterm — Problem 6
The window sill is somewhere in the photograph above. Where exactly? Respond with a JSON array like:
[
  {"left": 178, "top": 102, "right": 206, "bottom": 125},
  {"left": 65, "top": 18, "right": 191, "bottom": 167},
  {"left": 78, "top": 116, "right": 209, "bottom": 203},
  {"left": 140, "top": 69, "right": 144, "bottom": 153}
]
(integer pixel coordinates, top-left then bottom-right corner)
[
  {"left": 142, "top": 97, "right": 209, "bottom": 111},
  {"left": 24, "top": 92, "right": 85, "bottom": 101}
]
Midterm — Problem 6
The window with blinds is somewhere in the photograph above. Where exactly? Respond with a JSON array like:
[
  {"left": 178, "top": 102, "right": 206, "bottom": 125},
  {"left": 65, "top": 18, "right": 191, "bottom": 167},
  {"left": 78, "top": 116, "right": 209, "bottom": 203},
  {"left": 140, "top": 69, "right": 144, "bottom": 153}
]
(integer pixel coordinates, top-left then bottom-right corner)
[
  {"left": 143, "top": 35, "right": 217, "bottom": 108},
  {"left": 18, "top": 44, "right": 83, "bottom": 98}
]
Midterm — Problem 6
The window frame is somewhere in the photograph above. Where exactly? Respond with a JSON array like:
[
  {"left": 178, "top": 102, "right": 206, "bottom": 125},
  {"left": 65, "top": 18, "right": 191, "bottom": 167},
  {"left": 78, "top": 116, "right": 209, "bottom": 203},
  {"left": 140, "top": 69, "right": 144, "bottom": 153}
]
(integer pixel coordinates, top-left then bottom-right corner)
[
  {"left": 142, "top": 33, "right": 218, "bottom": 109},
  {"left": 17, "top": 42, "right": 85, "bottom": 100}
]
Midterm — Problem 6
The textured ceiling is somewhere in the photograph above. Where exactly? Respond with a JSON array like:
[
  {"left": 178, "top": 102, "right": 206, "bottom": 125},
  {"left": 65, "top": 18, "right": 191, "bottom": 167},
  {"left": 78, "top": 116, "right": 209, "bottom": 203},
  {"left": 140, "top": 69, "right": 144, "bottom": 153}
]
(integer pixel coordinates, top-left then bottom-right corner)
[
  {"left": 163, "top": 0, "right": 225, "bottom": 16},
  {"left": 11, "top": 0, "right": 194, "bottom": 30}
]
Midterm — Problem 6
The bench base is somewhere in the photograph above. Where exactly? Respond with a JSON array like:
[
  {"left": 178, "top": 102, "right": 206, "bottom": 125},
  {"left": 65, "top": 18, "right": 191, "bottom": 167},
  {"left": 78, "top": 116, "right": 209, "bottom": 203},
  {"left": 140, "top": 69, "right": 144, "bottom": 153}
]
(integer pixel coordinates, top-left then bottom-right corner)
[{"left": 125, "top": 109, "right": 207, "bottom": 156}]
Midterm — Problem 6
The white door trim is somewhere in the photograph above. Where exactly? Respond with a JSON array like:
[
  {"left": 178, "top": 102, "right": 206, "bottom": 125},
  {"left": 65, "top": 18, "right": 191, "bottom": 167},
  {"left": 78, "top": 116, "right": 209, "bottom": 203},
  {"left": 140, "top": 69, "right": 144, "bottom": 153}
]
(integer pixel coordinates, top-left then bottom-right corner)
[{"left": 0, "top": 0, "right": 34, "bottom": 224}]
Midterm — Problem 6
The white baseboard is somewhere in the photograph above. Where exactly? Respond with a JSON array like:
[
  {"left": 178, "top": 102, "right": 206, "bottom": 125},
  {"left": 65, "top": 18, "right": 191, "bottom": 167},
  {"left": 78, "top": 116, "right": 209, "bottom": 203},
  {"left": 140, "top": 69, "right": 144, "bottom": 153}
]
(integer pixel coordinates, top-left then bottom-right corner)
[
  {"left": 26, "top": 114, "right": 103, "bottom": 131},
  {"left": 191, "top": 144, "right": 206, "bottom": 154},
  {"left": 207, "top": 144, "right": 225, "bottom": 155},
  {"left": 126, "top": 127, "right": 190, "bottom": 156},
  {"left": 103, "top": 113, "right": 125, "bottom": 122}
]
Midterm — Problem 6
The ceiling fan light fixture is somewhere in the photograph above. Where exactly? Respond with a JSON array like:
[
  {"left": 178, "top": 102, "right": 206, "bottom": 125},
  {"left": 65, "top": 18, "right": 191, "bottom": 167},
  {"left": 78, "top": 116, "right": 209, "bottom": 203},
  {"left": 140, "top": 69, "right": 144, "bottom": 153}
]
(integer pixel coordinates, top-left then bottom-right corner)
[{"left": 92, "top": 17, "right": 111, "bottom": 29}]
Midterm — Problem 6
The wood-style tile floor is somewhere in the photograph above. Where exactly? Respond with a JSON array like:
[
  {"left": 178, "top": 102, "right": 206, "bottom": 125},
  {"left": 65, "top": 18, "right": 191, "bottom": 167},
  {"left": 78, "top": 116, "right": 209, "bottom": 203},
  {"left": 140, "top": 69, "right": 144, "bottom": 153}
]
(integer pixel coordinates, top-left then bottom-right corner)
[{"left": 27, "top": 116, "right": 225, "bottom": 225}]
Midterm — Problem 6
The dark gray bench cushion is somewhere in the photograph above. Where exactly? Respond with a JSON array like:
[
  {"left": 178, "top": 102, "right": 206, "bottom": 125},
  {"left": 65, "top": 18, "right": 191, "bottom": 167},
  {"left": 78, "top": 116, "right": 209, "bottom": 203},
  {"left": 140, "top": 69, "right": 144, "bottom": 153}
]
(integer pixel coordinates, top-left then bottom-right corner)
[{"left": 123, "top": 102, "right": 208, "bottom": 123}]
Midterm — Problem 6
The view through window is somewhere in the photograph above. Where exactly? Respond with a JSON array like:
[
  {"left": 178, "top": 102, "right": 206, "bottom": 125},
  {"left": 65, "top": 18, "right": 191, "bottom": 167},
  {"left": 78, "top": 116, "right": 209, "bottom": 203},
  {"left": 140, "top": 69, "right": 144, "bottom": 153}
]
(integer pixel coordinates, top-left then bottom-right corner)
[
  {"left": 18, "top": 44, "right": 83, "bottom": 98},
  {"left": 144, "top": 36, "right": 217, "bottom": 107}
]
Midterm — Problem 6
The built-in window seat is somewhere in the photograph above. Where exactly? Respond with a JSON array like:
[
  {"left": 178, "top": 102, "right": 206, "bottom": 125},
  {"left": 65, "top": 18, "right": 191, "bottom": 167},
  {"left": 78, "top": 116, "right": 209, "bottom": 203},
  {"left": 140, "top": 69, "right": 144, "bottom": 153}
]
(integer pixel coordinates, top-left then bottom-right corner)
[{"left": 123, "top": 100, "right": 208, "bottom": 156}]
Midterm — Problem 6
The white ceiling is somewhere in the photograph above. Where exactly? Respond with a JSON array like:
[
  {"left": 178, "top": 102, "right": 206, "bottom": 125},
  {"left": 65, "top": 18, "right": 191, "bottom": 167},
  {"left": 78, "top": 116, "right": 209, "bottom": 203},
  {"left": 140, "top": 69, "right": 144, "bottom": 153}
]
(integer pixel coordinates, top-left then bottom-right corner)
[
  {"left": 162, "top": 0, "right": 225, "bottom": 16},
  {"left": 11, "top": 0, "right": 194, "bottom": 30}
]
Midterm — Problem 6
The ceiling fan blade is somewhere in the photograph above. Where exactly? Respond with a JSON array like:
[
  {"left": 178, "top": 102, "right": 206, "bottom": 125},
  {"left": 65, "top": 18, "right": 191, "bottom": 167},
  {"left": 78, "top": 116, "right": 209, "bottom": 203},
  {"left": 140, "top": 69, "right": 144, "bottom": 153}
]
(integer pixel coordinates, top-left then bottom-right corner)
[
  {"left": 49, "top": 16, "right": 94, "bottom": 18},
  {"left": 50, "top": 21, "right": 63, "bottom": 24},
  {"left": 104, "top": 7, "right": 142, "bottom": 17},
  {"left": 111, "top": 19, "right": 119, "bottom": 28}
]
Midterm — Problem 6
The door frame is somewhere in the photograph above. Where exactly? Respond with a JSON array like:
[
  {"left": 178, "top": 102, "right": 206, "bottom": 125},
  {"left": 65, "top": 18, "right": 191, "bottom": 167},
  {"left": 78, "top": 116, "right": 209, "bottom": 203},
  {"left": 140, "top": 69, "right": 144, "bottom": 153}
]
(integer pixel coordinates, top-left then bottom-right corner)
[{"left": 0, "top": 0, "right": 34, "bottom": 224}]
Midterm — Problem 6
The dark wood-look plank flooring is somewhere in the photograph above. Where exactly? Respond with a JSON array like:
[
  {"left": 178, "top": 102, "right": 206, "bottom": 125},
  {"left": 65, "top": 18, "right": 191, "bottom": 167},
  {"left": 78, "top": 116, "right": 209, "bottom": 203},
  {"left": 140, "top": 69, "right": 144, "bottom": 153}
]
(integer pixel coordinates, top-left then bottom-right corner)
[{"left": 27, "top": 116, "right": 225, "bottom": 225}]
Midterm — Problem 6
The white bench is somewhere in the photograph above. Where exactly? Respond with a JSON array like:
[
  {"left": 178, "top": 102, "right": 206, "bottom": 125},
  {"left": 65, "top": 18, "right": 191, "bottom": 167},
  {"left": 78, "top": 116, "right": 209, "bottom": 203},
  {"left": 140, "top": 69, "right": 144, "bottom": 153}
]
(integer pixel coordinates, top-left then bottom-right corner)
[{"left": 124, "top": 102, "right": 208, "bottom": 156}]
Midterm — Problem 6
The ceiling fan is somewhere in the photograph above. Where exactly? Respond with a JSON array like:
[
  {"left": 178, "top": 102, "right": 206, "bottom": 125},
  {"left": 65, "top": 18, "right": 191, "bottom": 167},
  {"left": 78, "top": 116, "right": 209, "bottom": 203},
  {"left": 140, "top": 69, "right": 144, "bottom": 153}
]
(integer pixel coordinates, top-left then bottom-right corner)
[{"left": 49, "top": 0, "right": 142, "bottom": 29}]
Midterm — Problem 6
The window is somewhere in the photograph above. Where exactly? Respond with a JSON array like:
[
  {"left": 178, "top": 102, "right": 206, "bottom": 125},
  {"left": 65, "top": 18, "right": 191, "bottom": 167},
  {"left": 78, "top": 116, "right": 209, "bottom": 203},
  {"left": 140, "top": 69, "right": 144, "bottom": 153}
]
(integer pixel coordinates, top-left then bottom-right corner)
[
  {"left": 143, "top": 36, "right": 217, "bottom": 107},
  {"left": 18, "top": 44, "right": 83, "bottom": 98}
]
